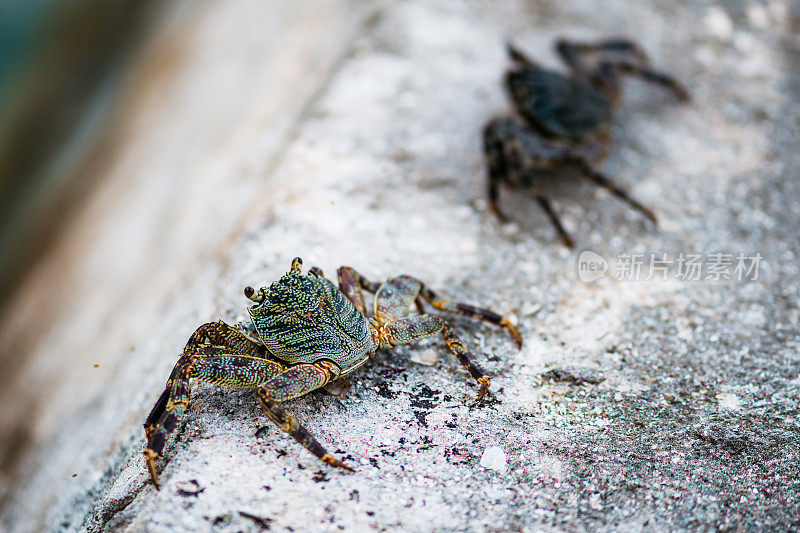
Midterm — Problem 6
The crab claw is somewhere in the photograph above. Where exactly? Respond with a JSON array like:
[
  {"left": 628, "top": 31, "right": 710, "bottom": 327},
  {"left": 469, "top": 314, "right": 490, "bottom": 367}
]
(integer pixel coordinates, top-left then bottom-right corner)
[{"left": 144, "top": 449, "right": 161, "bottom": 490}]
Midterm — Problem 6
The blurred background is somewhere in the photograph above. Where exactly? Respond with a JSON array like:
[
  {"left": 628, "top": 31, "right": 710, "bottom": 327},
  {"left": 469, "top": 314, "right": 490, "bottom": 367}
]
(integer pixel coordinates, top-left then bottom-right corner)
[
  {"left": 0, "top": 0, "right": 159, "bottom": 297},
  {"left": 0, "top": 0, "right": 363, "bottom": 504},
  {"left": 0, "top": 0, "right": 161, "bottom": 487}
]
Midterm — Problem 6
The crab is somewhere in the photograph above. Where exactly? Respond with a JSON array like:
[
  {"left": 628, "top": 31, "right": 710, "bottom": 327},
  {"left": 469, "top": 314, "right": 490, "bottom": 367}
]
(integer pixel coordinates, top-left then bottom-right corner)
[
  {"left": 483, "top": 38, "right": 690, "bottom": 247},
  {"left": 143, "top": 257, "right": 522, "bottom": 489}
]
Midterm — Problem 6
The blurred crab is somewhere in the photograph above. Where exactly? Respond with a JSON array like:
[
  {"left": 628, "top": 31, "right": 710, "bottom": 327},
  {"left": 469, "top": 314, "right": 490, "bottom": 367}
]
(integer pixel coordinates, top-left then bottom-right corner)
[
  {"left": 143, "top": 257, "right": 522, "bottom": 489},
  {"left": 484, "top": 38, "right": 689, "bottom": 247}
]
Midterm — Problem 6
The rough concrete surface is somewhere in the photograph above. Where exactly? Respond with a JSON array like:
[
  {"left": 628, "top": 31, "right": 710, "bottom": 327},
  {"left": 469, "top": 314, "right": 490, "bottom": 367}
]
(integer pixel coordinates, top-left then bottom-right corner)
[{"left": 1, "top": 0, "right": 799, "bottom": 531}]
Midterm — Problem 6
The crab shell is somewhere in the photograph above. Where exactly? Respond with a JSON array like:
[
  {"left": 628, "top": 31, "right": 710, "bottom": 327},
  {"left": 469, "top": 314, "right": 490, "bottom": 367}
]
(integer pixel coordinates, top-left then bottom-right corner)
[
  {"left": 505, "top": 65, "right": 612, "bottom": 140},
  {"left": 248, "top": 271, "right": 377, "bottom": 373}
]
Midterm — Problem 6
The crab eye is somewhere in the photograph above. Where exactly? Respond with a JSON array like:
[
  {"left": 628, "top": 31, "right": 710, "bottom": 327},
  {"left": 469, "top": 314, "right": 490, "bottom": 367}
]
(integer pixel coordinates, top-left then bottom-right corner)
[{"left": 244, "top": 286, "right": 265, "bottom": 303}]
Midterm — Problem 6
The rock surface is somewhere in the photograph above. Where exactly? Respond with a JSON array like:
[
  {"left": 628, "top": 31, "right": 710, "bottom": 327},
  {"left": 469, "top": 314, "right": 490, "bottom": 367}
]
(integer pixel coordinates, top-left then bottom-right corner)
[{"left": 1, "top": 0, "right": 799, "bottom": 531}]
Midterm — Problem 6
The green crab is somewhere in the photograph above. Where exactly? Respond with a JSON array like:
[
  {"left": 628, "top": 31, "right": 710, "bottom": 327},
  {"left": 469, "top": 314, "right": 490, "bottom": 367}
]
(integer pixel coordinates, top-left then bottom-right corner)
[{"left": 143, "top": 257, "right": 522, "bottom": 489}]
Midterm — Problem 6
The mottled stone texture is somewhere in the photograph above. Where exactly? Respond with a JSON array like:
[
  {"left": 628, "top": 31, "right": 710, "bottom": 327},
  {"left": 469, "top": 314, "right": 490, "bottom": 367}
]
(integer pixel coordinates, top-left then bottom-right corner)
[{"left": 1, "top": 0, "right": 798, "bottom": 531}]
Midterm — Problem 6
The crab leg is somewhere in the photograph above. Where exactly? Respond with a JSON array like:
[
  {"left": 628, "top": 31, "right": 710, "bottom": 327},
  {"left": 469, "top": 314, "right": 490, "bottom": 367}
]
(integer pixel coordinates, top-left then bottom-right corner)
[
  {"left": 506, "top": 42, "right": 537, "bottom": 67},
  {"left": 336, "top": 266, "right": 383, "bottom": 315},
  {"left": 484, "top": 117, "right": 585, "bottom": 245},
  {"left": 555, "top": 38, "right": 689, "bottom": 103},
  {"left": 183, "top": 320, "right": 266, "bottom": 356},
  {"left": 337, "top": 267, "right": 369, "bottom": 315},
  {"left": 374, "top": 275, "right": 520, "bottom": 404},
  {"left": 613, "top": 62, "right": 690, "bottom": 101},
  {"left": 309, "top": 266, "right": 373, "bottom": 326},
  {"left": 589, "top": 60, "right": 690, "bottom": 105},
  {"left": 374, "top": 275, "right": 521, "bottom": 346},
  {"left": 571, "top": 160, "right": 658, "bottom": 225},
  {"left": 413, "top": 280, "right": 522, "bottom": 348},
  {"left": 256, "top": 361, "right": 353, "bottom": 471},
  {"left": 144, "top": 350, "right": 285, "bottom": 489},
  {"left": 531, "top": 192, "right": 576, "bottom": 249},
  {"left": 311, "top": 265, "right": 381, "bottom": 319},
  {"left": 555, "top": 38, "right": 649, "bottom": 70},
  {"left": 483, "top": 119, "right": 512, "bottom": 222},
  {"left": 383, "top": 314, "right": 492, "bottom": 405}
]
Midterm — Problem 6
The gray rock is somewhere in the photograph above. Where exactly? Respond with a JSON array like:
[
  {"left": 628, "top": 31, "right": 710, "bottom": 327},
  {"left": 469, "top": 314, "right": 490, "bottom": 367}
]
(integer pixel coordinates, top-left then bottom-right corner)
[
  {"left": 542, "top": 366, "right": 606, "bottom": 385},
  {"left": 1, "top": 0, "right": 799, "bottom": 531}
]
